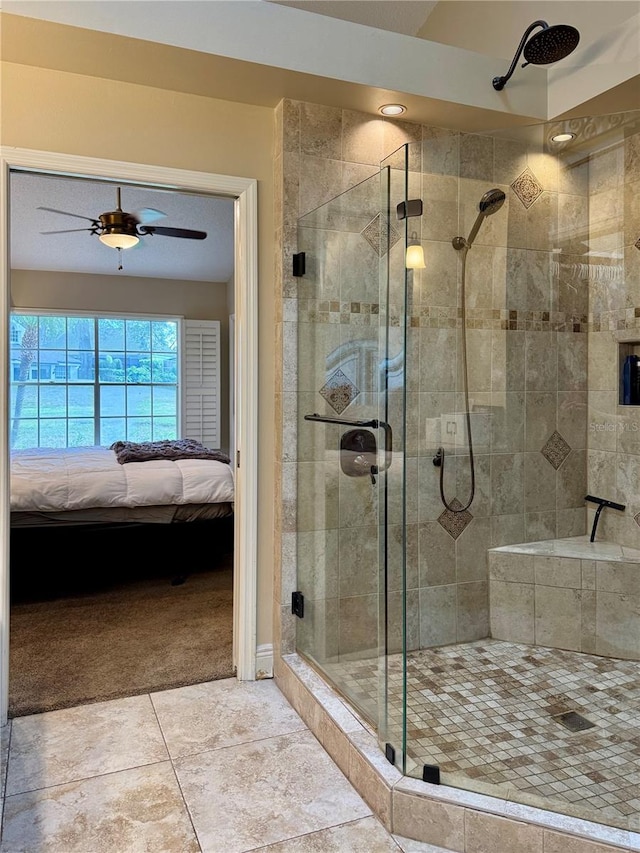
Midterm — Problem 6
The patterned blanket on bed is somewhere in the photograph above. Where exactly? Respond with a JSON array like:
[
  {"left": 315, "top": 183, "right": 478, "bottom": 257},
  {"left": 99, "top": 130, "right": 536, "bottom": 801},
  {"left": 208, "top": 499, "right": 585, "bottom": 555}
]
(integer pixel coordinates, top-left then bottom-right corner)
[{"left": 111, "top": 439, "right": 231, "bottom": 465}]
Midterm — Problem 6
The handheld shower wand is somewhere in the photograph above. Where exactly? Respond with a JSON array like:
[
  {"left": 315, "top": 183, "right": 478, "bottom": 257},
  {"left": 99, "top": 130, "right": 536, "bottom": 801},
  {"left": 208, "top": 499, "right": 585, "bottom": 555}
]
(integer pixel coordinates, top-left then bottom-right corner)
[
  {"left": 452, "top": 189, "right": 506, "bottom": 250},
  {"left": 435, "top": 189, "right": 506, "bottom": 513}
]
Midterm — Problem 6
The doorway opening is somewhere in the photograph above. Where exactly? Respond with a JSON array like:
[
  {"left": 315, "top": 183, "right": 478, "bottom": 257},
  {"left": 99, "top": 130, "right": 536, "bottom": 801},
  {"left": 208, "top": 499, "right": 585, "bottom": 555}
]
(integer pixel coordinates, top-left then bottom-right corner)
[{"left": 0, "top": 148, "right": 259, "bottom": 723}]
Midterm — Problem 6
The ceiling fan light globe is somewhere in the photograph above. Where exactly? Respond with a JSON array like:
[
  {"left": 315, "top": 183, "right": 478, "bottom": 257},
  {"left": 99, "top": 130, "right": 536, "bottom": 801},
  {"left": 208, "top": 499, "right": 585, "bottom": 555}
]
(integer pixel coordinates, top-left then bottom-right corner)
[{"left": 99, "top": 232, "right": 140, "bottom": 250}]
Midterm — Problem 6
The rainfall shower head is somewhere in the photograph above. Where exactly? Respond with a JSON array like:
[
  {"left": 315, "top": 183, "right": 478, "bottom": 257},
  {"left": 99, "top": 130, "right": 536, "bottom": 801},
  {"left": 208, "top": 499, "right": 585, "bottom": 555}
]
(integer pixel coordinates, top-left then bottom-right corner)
[
  {"left": 523, "top": 24, "right": 580, "bottom": 65},
  {"left": 453, "top": 189, "right": 506, "bottom": 250},
  {"left": 493, "top": 20, "right": 580, "bottom": 90}
]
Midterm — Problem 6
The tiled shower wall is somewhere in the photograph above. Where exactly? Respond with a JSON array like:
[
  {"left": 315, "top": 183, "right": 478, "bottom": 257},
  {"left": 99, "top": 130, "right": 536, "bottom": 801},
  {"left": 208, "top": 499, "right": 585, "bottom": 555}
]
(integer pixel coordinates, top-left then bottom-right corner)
[
  {"left": 403, "top": 129, "right": 588, "bottom": 648},
  {"left": 274, "top": 99, "right": 591, "bottom": 661},
  {"left": 587, "top": 119, "right": 640, "bottom": 551},
  {"left": 274, "top": 100, "right": 422, "bottom": 663}
]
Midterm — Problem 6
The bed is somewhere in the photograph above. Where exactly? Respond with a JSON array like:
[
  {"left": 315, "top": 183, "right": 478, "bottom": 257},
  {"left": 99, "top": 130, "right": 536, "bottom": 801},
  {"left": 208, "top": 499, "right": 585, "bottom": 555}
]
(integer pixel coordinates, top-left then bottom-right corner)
[
  {"left": 9, "top": 441, "right": 235, "bottom": 590},
  {"left": 10, "top": 441, "right": 235, "bottom": 528}
]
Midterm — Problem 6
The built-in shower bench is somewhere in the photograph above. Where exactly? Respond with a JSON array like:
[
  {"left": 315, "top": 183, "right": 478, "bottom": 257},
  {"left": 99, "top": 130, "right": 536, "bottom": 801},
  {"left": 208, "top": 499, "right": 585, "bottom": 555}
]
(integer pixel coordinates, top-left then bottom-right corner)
[{"left": 488, "top": 535, "right": 640, "bottom": 661}]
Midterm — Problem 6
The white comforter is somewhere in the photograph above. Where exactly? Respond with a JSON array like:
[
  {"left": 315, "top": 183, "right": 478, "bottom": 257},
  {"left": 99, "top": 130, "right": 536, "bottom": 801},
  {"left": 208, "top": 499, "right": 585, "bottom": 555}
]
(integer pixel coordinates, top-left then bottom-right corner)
[{"left": 10, "top": 445, "right": 235, "bottom": 512}]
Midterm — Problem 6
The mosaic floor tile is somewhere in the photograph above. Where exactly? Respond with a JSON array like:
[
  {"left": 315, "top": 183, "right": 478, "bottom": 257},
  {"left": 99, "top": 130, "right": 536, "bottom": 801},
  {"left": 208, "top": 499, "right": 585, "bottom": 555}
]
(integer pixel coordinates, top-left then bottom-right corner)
[{"left": 321, "top": 639, "right": 640, "bottom": 832}]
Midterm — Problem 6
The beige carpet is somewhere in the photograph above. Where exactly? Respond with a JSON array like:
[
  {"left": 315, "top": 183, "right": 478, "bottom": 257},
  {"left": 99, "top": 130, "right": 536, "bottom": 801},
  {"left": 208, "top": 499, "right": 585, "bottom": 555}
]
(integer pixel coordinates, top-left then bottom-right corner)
[{"left": 9, "top": 560, "right": 234, "bottom": 717}]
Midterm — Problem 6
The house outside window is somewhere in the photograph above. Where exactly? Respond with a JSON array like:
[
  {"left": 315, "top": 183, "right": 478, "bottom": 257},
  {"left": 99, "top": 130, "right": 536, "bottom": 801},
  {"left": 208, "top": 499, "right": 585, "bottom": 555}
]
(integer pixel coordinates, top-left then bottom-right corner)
[{"left": 9, "top": 312, "right": 179, "bottom": 449}]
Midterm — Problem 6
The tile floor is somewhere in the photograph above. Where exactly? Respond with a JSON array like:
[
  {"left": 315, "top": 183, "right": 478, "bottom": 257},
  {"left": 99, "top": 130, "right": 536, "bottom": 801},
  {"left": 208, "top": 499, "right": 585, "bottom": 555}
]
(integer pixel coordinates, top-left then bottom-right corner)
[
  {"left": 0, "top": 678, "right": 452, "bottom": 852},
  {"left": 324, "top": 639, "right": 640, "bottom": 832}
]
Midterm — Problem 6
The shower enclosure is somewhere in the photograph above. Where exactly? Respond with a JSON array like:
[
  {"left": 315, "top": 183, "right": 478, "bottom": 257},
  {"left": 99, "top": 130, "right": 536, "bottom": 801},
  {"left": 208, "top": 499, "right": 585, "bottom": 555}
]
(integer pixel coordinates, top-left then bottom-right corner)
[{"left": 294, "top": 108, "right": 640, "bottom": 833}]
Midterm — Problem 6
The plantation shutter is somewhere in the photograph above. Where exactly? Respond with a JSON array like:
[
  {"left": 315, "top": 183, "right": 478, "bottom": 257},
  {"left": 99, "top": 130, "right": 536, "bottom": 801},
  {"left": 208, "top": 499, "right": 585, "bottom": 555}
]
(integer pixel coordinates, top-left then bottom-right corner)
[{"left": 183, "top": 319, "right": 221, "bottom": 448}]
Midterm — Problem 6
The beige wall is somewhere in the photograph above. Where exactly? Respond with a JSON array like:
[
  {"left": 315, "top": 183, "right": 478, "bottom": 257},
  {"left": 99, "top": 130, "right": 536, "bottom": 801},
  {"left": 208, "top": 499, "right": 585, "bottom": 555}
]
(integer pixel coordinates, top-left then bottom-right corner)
[
  {"left": 2, "top": 60, "right": 276, "bottom": 647},
  {"left": 419, "top": 1, "right": 639, "bottom": 58},
  {"left": 11, "top": 269, "right": 232, "bottom": 452}
]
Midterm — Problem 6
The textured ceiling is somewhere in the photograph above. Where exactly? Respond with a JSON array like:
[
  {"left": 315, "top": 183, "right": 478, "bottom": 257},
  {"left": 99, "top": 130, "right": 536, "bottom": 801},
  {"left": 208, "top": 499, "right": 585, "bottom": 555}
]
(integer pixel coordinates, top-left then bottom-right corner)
[{"left": 10, "top": 171, "right": 235, "bottom": 283}]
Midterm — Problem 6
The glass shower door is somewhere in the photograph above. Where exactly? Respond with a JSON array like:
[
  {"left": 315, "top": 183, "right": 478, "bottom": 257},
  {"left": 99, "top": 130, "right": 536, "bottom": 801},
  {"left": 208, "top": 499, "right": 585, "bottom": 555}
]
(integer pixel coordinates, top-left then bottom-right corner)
[{"left": 294, "top": 160, "right": 409, "bottom": 746}]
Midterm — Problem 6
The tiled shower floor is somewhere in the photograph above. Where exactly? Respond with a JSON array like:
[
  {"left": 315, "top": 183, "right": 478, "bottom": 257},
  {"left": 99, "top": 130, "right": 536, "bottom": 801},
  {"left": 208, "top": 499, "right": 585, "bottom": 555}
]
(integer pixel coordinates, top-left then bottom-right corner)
[{"left": 323, "top": 640, "right": 640, "bottom": 831}]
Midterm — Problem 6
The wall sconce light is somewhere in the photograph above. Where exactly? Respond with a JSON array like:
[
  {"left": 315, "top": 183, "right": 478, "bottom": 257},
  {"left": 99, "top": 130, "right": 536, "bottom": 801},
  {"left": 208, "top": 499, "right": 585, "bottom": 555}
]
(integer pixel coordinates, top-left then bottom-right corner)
[{"left": 406, "top": 232, "right": 425, "bottom": 269}]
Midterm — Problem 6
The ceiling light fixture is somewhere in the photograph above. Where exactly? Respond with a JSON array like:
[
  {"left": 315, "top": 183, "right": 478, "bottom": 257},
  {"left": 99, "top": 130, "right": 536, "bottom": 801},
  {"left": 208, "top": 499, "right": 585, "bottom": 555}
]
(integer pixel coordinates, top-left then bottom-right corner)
[
  {"left": 550, "top": 132, "right": 576, "bottom": 143},
  {"left": 379, "top": 104, "right": 406, "bottom": 116},
  {"left": 99, "top": 231, "right": 139, "bottom": 250}
]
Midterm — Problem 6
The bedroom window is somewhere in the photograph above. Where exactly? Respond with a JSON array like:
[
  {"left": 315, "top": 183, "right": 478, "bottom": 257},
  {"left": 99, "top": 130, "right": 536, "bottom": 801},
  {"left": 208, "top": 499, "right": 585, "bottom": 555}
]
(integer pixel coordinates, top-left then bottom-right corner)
[{"left": 9, "top": 313, "right": 179, "bottom": 449}]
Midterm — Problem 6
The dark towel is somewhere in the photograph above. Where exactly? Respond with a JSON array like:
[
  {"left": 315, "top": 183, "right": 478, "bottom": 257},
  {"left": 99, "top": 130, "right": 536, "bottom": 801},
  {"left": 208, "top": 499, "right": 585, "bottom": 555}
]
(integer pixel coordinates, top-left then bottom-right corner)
[{"left": 111, "top": 439, "right": 230, "bottom": 465}]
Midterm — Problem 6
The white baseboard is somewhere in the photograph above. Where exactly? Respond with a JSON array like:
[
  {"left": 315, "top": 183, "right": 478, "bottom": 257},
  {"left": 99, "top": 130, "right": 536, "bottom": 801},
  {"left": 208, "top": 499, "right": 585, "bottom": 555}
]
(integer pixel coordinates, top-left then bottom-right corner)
[{"left": 255, "top": 644, "right": 274, "bottom": 679}]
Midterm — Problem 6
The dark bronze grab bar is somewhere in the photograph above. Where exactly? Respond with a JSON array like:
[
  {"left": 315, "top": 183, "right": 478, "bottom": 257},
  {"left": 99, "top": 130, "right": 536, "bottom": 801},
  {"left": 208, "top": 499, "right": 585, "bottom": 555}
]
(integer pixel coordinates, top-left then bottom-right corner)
[{"left": 304, "top": 413, "right": 392, "bottom": 455}]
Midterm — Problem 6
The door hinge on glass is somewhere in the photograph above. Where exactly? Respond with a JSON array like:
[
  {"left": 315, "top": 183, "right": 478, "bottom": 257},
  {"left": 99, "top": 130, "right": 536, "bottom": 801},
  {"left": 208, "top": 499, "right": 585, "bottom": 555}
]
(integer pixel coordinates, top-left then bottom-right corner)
[
  {"left": 236, "top": 450, "right": 240, "bottom": 468},
  {"left": 291, "top": 591, "right": 304, "bottom": 618}
]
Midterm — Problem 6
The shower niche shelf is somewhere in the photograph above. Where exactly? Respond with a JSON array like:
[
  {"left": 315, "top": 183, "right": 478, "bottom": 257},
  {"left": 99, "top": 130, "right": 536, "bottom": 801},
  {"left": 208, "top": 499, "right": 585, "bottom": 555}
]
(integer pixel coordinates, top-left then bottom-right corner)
[{"left": 617, "top": 336, "right": 640, "bottom": 406}]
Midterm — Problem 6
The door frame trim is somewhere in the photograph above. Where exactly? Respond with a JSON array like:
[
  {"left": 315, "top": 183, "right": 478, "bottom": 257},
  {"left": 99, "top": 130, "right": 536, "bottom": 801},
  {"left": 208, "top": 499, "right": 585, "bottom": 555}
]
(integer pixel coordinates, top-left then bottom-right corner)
[{"left": 0, "top": 148, "right": 259, "bottom": 722}]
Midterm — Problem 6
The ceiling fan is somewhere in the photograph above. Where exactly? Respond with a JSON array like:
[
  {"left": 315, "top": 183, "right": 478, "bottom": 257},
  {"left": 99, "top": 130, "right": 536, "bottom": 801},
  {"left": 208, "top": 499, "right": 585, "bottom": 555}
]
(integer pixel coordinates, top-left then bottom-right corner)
[{"left": 38, "top": 187, "right": 208, "bottom": 252}]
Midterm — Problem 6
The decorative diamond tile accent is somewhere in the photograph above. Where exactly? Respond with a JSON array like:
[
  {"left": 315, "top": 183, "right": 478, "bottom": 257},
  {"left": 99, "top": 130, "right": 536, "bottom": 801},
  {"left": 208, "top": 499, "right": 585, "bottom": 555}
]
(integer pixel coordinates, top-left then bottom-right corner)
[
  {"left": 437, "top": 497, "right": 473, "bottom": 539},
  {"left": 361, "top": 213, "right": 401, "bottom": 256},
  {"left": 511, "top": 167, "right": 544, "bottom": 210},
  {"left": 635, "top": 236, "right": 640, "bottom": 250},
  {"left": 319, "top": 369, "right": 359, "bottom": 414},
  {"left": 634, "top": 512, "right": 640, "bottom": 528},
  {"left": 541, "top": 430, "right": 571, "bottom": 469}
]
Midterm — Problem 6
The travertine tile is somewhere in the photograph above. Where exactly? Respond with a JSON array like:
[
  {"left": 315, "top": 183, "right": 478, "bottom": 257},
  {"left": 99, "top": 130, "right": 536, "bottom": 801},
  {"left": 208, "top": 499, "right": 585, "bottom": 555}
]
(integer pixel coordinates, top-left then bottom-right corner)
[
  {"left": 393, "top": 837, "right": 458, "bottom": 853},
  {"left": 348, "top": 729, "right": 403, "bottom": 829},
  {"left": 174, "top": 730, "right": 372, "bottom": 853},
  {"left": 534, "top": 556, "right": 581, "bottom": 588},
  {"left": 489, "top": 580, "right": 534, "bottom": 643},
  {"left": 0, "top": 721, "right": 10, "bottom": 799},
  {"left": 419, "top": 585, "right": 457, "bottom": 647},
  {"left": 6, "top": 695, "right": 168, "bottom": 796},
  {"left": 488, "top": 551, "right": 534, "bottom": 583},
  {"left": 543, "top": 829, "right": 627, "bottom": 853},
  {"left": 456, "top": 581, "right": 489, "bottom": 642},
  {"left": 257, "top": 816, "right": 404, "bottom": 851},
  {"left": 151, "top": 678, "right": 306, "bottom": 759},
  {"left": 534, "top": 585, "right": 581, "bottom": 651},
  {"left": 1, "top": 762, "right": 199, "bottom": 853},
  {"left": 393, "top": 791, "right": 465, "bottom": 851},
  {"left": 595, "top": 591, "right": 640, "bottom": 659},
  {"left": 464, "top": 810, "right": 543, "bottom": 853}
]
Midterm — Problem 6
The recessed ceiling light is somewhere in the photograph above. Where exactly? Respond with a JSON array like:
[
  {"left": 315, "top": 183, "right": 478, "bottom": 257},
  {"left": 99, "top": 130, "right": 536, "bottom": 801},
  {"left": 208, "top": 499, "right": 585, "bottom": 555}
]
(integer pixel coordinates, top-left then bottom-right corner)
[
  {"left": 379, "top": 104, "right": 406, "bottom": 116},
  {"left": 550, "top": 132, "right": 576, "bottom": 143}
]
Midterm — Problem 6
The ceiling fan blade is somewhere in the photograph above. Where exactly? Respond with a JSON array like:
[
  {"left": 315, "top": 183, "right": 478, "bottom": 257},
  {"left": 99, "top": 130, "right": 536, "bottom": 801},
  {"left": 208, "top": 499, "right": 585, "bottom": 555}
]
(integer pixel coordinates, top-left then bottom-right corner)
[
  {"left": 40, "top": 227, "right": 96, "bottom": 234},
  {"left": 140, "top": 226, "right": 207, "bottom": 240},
  {"left": 37, "top": 206, "right": 98, "bottom": 224},
  {"left": 133, "top": 207, "right": 167, "bottom": 225}
]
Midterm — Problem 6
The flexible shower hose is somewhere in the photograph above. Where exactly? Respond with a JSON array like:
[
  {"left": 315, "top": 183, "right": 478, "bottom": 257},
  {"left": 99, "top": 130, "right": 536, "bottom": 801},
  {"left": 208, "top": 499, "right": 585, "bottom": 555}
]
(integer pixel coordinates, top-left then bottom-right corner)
[{"left": 438, "top": 244, "right": 475, "bottom": 513}]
